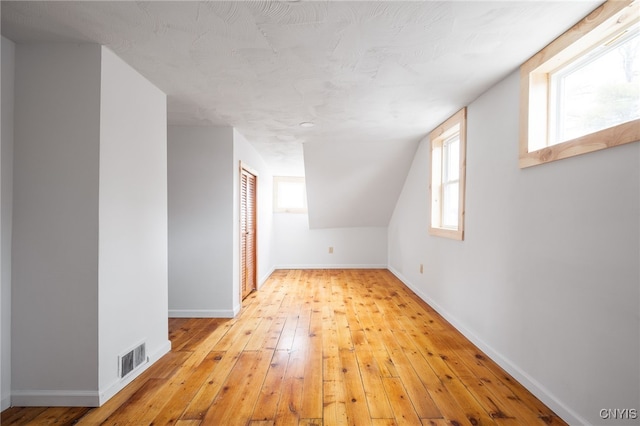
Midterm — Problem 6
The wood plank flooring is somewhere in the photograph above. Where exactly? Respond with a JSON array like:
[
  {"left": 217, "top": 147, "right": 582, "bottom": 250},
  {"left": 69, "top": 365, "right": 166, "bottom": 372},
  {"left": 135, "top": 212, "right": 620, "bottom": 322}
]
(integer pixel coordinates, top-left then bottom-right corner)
[{"left": 1, "top": 269, "right": 566, "bottom": 425}]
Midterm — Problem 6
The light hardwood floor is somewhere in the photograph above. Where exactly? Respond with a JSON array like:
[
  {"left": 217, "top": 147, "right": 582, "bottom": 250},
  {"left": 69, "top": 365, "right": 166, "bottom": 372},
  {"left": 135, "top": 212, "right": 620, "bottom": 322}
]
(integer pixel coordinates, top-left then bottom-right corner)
[{"left": 1, "top": 269, "right": 566, "bottom": 425}]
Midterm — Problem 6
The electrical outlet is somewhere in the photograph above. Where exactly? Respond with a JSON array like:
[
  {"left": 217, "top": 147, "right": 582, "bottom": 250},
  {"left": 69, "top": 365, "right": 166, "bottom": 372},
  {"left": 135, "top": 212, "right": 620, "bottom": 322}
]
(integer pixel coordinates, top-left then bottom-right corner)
[
  {"left": 328, "top": 246, "right": 334, "bottom": 254},
  {"left": 420, "top": 264, "right": 424, "bottom": 274}
]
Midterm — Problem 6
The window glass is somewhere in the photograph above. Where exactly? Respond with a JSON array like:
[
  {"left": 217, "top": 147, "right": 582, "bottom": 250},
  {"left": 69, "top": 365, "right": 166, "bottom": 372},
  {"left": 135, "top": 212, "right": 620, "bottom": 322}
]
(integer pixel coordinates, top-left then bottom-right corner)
[
  {"left": 273, "top": 177, "right": 307, "bottom": 213},
  {"left": 276, "top": 181, "right": 306, "bottom": 210},
  {"left": 444, "top": 134, "right": 460, "bottom": 182},
  {"left": 442, "top": 182, "right": 459, "bottom": 229},
  {"left": 550, "top": 23, "right": 639, "bottom": 144},
  {"left": 442, "top": 134, "right": 460, "bottom": 229}
]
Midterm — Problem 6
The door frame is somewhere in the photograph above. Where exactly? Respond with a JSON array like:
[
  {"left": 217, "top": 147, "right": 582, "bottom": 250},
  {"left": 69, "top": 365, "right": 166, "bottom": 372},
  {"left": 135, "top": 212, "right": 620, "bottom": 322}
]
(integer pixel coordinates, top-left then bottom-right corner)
[{"left": 239, "top": 161, "right": 258, "bottom": 303}]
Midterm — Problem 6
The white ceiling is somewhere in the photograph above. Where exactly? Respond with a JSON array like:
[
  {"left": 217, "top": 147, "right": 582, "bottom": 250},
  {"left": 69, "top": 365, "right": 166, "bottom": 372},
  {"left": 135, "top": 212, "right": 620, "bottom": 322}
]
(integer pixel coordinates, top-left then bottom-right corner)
[{"left": 1, "top": 1, "right": 601, "bottom": 228}]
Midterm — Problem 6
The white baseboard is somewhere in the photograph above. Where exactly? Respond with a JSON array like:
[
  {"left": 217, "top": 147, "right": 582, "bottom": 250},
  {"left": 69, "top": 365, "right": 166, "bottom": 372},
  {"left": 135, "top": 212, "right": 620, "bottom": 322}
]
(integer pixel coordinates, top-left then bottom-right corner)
[
  {"left": 11, "top": 389, "right": 100, "bottom": 407},
  {"left": 98, "top": 340, "right": 171, "bottom": 406},
  {"left": 6, "top": 341, "right": 172, "bottom": 408},
  {"left": 259, "top": 267, "right": 276, "bottom": 288},
  {"left": 274, "top": 264, "right": 387, "bottom": 270},
  {"left": 169, "top": 309, "right": 236, "bottom": 318},
  {"left": 1, "top": 395, "right": 12, "bottom": 411},
  {"left": 387, "top": 266, "right": 589, "bottom": 426},
  {"left": 169, "top": 265, "right": 273, "bottom": 319}
]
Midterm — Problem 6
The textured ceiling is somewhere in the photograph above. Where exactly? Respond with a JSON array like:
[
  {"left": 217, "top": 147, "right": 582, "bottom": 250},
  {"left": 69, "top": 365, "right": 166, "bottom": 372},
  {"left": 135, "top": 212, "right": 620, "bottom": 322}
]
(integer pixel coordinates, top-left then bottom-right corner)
[{"left": 1, "top": 1, "right": 601, "bottom": 228}]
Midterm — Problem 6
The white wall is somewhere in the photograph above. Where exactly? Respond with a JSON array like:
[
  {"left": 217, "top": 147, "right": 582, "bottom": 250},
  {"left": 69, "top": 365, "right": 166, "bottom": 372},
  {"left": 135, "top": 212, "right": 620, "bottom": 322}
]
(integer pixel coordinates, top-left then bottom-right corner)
[
  {"left": 12, "top": 43, "right": 101, "bottom": 404},
  {"left": 11, "top": 43, "right": 170, "bottom": 407},
  {"left": 168, "top": 127, "right": 275, "bottom": 317},
  {"left": 168, "top": 126, "right": 235, "bottom": 317},
  {"left": 273, "top": 214, "right": 387, "bottom": 269},
  {"left": 1, "top": 36, "right": 15, "bottom": 411},
  {"left": 388, "top": 71, "right": 639, "bottom": 425},
  {"left": 98, "top": 47, "right": 170, "bottom": 403}
]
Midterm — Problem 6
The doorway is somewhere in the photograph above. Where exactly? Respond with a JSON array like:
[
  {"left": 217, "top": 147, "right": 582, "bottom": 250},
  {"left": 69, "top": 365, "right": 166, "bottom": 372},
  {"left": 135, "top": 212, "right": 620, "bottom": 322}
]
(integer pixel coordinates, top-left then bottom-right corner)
[{"left": 240, "top": 163, "right": 257, "bottom": 300}]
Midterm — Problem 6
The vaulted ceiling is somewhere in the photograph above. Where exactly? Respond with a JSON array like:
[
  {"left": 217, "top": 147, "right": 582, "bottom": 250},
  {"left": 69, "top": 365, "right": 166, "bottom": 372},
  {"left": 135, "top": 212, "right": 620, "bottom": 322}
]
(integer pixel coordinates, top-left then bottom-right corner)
[{"left": 1, "top": 1, "right": 601, "bottom": 228}]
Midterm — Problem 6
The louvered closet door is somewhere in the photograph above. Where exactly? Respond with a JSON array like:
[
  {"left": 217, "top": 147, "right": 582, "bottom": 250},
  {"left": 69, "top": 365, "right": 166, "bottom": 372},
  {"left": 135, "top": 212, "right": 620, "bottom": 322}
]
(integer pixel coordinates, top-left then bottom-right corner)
[{"left": 240, "top": 167, "right": 257, "bottom": 300}]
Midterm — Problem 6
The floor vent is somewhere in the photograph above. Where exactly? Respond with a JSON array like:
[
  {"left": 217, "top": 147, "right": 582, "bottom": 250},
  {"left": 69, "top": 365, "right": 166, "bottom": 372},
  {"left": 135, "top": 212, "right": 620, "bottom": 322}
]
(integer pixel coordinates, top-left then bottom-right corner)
[{"left": 119, "top": 342, "right": 146, "bottom": 378}]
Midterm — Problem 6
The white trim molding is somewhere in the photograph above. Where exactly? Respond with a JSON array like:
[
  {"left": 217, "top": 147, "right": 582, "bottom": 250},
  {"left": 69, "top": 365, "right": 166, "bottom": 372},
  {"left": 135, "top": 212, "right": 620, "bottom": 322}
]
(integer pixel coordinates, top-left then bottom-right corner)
[
  {"left": 169, "top": 309, "right": 237, "bottom": 318},
  {"left": 98, "top": 340, "right": 171, "bottom": 406},
  {"left": 1, "top": 395, "right": 11, "bottom": 411},
  {"left": 12, "top": 341, "right": 172, "bottom": 407},
  {"left": 274, "top": 264, "right": 388, "bottom": 270},
  {"left": 387, "top": 266, "right": 591, "bottom": 426},
  {"left": 259, "top": 267, "right": 276, "bottom": 289},
  {"left": 11, "top": 390, "right": 100, "bottom": 407}
]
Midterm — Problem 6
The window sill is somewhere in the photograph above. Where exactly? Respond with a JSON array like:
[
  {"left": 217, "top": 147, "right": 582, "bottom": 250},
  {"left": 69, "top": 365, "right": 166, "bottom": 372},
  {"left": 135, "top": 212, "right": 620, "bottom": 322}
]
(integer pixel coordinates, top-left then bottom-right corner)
[{"left": 428, "top": 226, "right": 463, "bottom": 241}]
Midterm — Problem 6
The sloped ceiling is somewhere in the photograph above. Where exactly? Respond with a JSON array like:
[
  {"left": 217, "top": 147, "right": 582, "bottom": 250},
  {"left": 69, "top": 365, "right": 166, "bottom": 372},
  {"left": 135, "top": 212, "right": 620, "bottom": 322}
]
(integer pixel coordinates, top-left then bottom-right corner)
[
  {"left": 1, "top": 1, "right": 601, "bottom": 228},
  {"left": 305, "top": 138, "right": 419, "bottom": 228}
]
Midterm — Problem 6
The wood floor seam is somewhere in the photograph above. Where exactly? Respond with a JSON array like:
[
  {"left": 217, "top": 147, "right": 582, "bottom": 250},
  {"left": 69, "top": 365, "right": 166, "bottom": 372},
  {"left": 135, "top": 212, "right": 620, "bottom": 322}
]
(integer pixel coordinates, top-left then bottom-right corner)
[{"left": 1, "top": 269, "right": 565, "bottom": 426}]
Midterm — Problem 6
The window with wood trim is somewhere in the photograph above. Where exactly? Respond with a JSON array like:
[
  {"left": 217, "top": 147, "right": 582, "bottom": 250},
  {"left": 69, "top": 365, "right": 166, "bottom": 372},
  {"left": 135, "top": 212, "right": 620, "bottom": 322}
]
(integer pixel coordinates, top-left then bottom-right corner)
[
  {"left": 429, "top": 107, "right": 466, "bottom": 241},
  {"left": 273, "top": 176, "right": 307, "bottom": 213},
  {"left": 519, "top": 0, "right": 640, "bottom": 168}
]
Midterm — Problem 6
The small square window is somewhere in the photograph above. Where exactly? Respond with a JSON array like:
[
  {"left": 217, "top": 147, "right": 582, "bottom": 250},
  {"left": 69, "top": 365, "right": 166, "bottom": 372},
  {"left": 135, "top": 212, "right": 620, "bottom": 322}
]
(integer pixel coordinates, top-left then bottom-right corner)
[
  {"left": 429, "top": 108, "right": 466, "bottom": 241},
  {"left": 273, "top": 176, "right": 307, "bottom": 213}
]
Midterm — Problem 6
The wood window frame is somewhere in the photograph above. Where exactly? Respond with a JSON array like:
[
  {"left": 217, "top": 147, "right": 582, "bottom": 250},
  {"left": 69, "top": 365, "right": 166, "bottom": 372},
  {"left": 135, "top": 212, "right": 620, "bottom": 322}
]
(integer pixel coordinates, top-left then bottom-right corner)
[
  {"left": 428, "top": 107, "right": 467, "bottom": 241},
  {"left": 519, "top": 0, "right": 640, "bottom": 168}
]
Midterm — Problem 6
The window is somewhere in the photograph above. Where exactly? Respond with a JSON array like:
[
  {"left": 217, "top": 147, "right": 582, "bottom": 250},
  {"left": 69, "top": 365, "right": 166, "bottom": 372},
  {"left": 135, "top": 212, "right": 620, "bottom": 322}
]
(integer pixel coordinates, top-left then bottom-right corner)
[
  {"left": 429, "top": 107, "right": 466, "bottom": 241},
  {"left": 273, "top": 176, "right": 307, "bottom": 213},
  {"left": 520, "top": 0, "right": 640, "bottom": 168}
]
